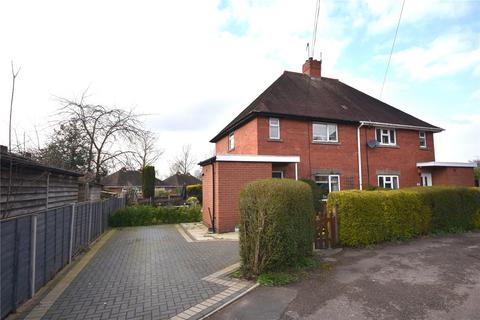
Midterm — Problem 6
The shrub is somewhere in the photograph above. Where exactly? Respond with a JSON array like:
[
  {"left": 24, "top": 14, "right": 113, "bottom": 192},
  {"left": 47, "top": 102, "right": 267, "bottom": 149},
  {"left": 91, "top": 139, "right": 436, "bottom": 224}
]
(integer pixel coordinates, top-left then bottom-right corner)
[
  {"left": 109, "top": 205, "right": 201, "bottom": 227},
  {"left": 186, "top": 196, "right": 199, "bottom": 206},
  {"left": 187, "top": 184, "right": 202, "bottom": 203},
  {"left": 239, "top": 179, "right": 315, "bottom": 276},
  {"left": 142, "top": 166, "right": 155, "bottom": 199},
  {"left": 328, "top": 187, "right": 480, "bottom": 246},
  {"left": 300, "top": 179, "right": 325, "bottom": 212}
]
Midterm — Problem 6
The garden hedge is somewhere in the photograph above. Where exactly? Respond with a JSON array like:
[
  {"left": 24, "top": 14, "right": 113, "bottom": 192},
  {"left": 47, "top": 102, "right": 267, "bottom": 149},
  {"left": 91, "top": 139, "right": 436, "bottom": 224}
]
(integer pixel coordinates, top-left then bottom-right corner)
[
  {"left": 328, "top": 187, "right": 480, "bottom": 246},
  {"left": 187, "top": 184, "right": 202, "bottom": 203},
  {"left": 300, "top": 179, "right": 326, "bottom": 212},
  {"left": 109, "top": 205, "right": 201, "bottom": 227},
  {"left": 239, "top": 179, "right": 315, "bottom": 275}
]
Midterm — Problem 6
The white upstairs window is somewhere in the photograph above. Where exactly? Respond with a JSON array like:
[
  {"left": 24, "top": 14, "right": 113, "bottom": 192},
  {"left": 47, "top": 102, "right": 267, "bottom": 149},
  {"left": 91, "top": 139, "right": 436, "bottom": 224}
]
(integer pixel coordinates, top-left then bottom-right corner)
[
  {"left": 313, "top": 123, "right": 338, "bottom": 143},
  {"left": 269, "top": 118, "right": 280, "bottom": 140},
  {"left": 419, "top": 131, "right": 427, "bottom": 148},
  {"left": 376, "top": 128, "right": 396, "bottom": 145},
  {"left": 228, "top": 132, "right": 235, "bottom": 151}
]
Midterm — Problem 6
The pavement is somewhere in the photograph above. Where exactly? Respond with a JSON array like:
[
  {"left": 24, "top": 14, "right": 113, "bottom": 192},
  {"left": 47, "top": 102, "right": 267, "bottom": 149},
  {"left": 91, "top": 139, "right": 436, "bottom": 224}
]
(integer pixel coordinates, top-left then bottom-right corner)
[
  {"left": 209, "top": 232, "right": 480, "bottom": 320},
  {"left": 18, "top": 225, "right": 253, "bottom": 320}
]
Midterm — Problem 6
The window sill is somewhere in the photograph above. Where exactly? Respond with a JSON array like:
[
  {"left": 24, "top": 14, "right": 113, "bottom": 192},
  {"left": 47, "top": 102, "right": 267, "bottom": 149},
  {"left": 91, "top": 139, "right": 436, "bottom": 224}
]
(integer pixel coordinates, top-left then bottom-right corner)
[
  {"left": 312, "top": 141, "right": 340, "bottom": 145},
  {"left": 267, "top": 138, "right": 283, "bottom": 142},
  {"left": 228, "top": 148, "right": 235, "bottom": 152},
  {"left": 419, "top": 147, "right": 429, "bottom": 151},
  {"left": 376, "top": 144, "right": 399, "bottom": 149}
]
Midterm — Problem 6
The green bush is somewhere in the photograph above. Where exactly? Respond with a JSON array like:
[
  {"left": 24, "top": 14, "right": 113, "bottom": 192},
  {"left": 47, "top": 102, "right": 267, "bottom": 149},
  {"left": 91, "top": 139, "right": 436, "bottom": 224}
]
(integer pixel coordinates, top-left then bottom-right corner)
[
  {"left": 328, "top": 187, "right": 480, "bottom": 247},
  {"left": 142, "top": 166, "right": 155, "bottom": 199},
  {"left": 187, "top": 184, "right": 202, "bottom": 203},
  {"left": 239, "top": 179, "right": 315, "bottom": 276},
  {"left": 300, "top": 179, "right": 325, "bottom": 212},
  {"left": 109, "top": 205, "right": 201, "bottom": 227}
]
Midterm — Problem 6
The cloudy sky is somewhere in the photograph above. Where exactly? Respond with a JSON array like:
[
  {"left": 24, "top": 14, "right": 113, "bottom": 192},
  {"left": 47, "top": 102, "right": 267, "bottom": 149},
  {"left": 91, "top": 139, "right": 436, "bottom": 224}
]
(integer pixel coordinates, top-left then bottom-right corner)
[{"left": 1, "top": 0, "right": 479, "bottom": 177}]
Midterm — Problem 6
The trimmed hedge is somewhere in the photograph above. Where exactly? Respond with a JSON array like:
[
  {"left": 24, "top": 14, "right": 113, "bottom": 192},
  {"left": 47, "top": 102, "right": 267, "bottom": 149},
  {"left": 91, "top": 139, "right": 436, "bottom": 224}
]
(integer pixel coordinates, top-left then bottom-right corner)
[
  {"left": 239, "top": 179, "right": 315, "bottom": 275},
  {"left": 300, "top": 179, "right": 326, "bottom": 212},
  {"left": 109, "top": 205, "right": 201, "bottom": 227},
  {"left": 328, "top": 187, "right": 480, "bottom": 246},
  {"left": 187, "top": 184, "right": 202, "bottom": 203}
]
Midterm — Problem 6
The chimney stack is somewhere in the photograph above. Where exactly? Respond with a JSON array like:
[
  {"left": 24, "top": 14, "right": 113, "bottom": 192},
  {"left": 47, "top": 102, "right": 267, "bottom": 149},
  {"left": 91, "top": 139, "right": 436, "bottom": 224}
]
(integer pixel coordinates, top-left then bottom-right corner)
[{"left": 302, "top": 57, "right": 322, "bottom": 78}]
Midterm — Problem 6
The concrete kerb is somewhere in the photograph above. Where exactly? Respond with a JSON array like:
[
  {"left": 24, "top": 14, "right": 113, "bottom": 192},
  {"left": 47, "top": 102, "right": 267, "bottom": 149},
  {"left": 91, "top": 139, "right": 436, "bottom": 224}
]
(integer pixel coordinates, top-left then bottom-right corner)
[{"left": 170, "top": 262, "right": 258, "bottom": 320}]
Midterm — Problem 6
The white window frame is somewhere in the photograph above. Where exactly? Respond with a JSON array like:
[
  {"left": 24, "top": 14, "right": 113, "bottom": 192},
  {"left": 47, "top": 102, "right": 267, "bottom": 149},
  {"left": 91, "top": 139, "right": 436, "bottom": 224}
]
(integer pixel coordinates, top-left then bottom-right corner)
[
  {"left": 377, "top": 175, "right": 400, "bottom": 189},
  {"left": 228, "top": 132, "right": 235, "bottom": 151},
  {"left": 312, "top": 122, "right": 338, "bottom": 143},
  {"left": 375, "top": 128, "right": 396, "bottom": 146},
  {"left": 269, "top": 118, "right": 280, "bottom": 140},
  {"left": 272, "top": 171, "right": 283, "bottom": 179},
  {"left": 315, "top": 174, "right": 341, "bottom": 192},
  {"left": 419, "top": 131, "right": 427, "bottom": 148}
]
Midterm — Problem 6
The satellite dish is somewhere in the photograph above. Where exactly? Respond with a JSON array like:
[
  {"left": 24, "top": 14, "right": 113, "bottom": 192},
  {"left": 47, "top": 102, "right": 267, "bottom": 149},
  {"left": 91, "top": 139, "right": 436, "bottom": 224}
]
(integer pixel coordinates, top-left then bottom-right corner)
[{"left": 367, "top": 140, "right": 378, "bottom": 148}]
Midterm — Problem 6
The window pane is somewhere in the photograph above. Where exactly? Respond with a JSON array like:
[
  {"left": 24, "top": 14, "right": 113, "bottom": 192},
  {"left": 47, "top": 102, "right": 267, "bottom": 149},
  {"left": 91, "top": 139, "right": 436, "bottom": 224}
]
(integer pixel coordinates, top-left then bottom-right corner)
[
  {"left": 269, "top": 126, "right": 279, "bottom": 139},
  {"left": 376, "top": 129, "right": 381, "bottom": 142},
  {"left": 269, "top": 118, "right": 279, "bottom": 126},
  {"left": 382, "top": 135, "right": 389, "bottom": 144},
  {"left": 379, "top": 176, "right": 384, "bottom": 187},
  {"left": 272, "top": 171, "right": 282, "bottom": 179},
  {"left": 389, "top": 130, "right": 395, "bottom": 144},
  {"left": 313, "top": 124, "right": 327, "bottom": 141},
  {"left": 328, "top": 124, "right": 337, "bottom": 141},
  {"left": 392, "top": 177, "right": 398, "bottom": 189},
  {"left": 330, "top": 176, "right": 339, "bottom": 191}
]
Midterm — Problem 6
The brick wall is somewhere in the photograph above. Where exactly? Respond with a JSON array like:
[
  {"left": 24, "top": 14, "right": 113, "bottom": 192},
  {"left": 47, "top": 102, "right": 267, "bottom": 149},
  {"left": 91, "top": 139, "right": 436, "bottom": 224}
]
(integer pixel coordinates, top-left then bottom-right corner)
[
  {"left": 430, "top": 167, "right": 475, "bottom": 187},
  {"left": 201, "top": 163, "right": 214, "bottom": 229},
  {"left": 215, "top": 118, "right": 258, "bottom": 155}
]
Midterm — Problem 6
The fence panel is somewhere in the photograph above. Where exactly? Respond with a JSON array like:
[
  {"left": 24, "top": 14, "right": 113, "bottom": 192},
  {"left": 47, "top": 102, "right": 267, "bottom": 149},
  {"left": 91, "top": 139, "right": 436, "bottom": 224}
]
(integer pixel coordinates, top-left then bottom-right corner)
[{"left": 0, "top": 197, "right": 124, "bottom": 319}]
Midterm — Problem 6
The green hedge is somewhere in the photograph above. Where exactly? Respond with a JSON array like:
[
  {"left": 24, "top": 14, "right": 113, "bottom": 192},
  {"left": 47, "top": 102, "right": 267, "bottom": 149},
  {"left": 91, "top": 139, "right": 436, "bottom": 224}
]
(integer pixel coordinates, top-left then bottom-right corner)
[
  {"left": 109, "top": 205, "right": 201, "bottom": 227},
  {"left": 187, "top": 184, "right": 202, "bottom": 203},
  {"left": 239, "top": 179, "right": 315, "bottom": 275},
  {"left": 328, "top": 187, "right": 480, "bottom": 246},
  {"left": 300, "top": 179, "right": 326, "bottom": 212}
]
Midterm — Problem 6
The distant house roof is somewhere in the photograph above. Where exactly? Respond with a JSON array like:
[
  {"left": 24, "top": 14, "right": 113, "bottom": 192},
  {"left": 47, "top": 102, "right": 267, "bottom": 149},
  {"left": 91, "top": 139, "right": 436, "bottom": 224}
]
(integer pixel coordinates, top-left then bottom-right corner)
[
  {"left": 0, "top": 147, "right": 82, "bottom": 177},
  {"left": 211, "top": 71, "right": 442, "bottom": 142},
  {"left": 162, "top": 173, "right": 201, "bottom": 187},
  {"left": 100, "top": 169, "right": 163, "bottom": 187}
]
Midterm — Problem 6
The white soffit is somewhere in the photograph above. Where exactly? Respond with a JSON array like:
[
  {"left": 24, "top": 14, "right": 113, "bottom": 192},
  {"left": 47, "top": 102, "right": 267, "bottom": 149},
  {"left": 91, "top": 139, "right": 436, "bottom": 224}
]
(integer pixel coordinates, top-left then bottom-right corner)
[
  {"left": 216, "top": 154, "right": 300, "bottom": 163},
  {"left": 417, "top": 161, "right": 477, "bottom": 168}
]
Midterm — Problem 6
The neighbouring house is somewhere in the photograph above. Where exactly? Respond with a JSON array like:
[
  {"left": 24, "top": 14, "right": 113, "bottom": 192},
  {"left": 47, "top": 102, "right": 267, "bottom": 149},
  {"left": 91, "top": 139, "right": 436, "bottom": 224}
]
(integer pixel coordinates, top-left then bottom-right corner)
[
  {"left": 0, "top": 146, "right": 82, "bottom": 217},
  {"left": 100, "top": 168, "right": 163, "bottom": 196},
  {"left": 160, "top": 172, "right": 202, "bottom": 195},
  {"left": 199, "top": 58, "right": 477, "bottom": 233}
]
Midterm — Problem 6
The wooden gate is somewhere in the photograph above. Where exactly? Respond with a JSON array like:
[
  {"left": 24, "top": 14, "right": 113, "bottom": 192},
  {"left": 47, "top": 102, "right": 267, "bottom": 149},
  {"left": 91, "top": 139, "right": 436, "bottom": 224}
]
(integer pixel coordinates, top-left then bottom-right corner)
[{"left": 315, "top": 203, "right": 339, "bottom": 249}]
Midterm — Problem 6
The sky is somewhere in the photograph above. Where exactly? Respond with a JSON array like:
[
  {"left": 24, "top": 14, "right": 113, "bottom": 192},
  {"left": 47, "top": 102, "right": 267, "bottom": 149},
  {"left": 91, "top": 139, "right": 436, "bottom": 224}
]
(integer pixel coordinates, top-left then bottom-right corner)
[{"left": 1, "top": 0, "right": 479, "bottom": 178}]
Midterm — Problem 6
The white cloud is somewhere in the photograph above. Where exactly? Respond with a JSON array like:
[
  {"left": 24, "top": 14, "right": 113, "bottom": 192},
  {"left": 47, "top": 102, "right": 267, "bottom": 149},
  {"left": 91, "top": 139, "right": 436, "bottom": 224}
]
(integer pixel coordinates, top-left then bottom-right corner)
[{"left": 378, "top": 31, "right": 480, "bottom": 81}]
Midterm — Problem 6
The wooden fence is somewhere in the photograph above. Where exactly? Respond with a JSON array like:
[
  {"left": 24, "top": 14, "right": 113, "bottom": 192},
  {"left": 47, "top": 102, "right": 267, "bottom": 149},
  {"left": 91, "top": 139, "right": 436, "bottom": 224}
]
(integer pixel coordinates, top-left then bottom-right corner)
[{"left": 0, "top": 197, "right": 125, "bottom": 319}]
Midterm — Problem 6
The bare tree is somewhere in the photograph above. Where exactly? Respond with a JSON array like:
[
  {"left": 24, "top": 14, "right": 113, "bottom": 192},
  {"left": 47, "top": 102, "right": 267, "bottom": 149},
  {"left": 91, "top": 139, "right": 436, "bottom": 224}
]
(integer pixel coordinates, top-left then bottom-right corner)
[
  {"left": 169, "top": 144, "right": 197, "bottom": 175},
  {"left": 9, "top": 61, "right": 21, "bottom": 151},
  {"left": 57, "top": 94, "right": 143, "bottom": 181},
  {"left": 127, "top": 130, "right": 163, "bottom": 170}
]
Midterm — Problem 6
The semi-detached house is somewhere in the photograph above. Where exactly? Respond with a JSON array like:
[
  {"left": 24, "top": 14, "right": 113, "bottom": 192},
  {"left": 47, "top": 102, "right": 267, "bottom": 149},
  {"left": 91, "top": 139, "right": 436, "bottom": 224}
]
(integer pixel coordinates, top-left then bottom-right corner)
[{"left": 199, "top": 58, "right": 476, "bottom": 233}]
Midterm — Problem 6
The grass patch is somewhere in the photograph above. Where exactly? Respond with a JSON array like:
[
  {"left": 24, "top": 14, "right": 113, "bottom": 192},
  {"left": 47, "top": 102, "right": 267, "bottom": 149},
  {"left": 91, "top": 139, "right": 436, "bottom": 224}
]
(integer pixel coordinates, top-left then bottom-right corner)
[{"left": 255, "top": 256, "right": 322, "bottom": 286}]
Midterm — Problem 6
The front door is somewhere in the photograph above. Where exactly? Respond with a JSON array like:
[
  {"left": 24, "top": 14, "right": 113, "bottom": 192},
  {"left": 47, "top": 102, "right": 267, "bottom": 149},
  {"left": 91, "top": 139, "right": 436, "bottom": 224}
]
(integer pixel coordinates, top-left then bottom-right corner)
[{"left": 421, "top": 172, "right": 432, "bottom": 186}]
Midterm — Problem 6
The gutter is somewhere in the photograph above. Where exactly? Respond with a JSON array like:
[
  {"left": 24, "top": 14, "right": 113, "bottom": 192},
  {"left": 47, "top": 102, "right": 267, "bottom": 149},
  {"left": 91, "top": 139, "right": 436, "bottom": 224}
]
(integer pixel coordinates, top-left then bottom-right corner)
[{"left": 359, "top": 121, "right": 444, "bottom": 132}]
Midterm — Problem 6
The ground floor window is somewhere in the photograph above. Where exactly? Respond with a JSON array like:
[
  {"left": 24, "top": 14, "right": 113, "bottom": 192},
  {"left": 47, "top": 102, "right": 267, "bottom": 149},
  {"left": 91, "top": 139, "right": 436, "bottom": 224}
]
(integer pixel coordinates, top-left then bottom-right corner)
[
  {"left": 378, "top": 175, "right": 399, "bottom": 189},
  {"left": 315, "top": 174, "right": 340, "bottom": 193},
  {"left": 272, "top": 171, "right": 283, "bottom": 179}
]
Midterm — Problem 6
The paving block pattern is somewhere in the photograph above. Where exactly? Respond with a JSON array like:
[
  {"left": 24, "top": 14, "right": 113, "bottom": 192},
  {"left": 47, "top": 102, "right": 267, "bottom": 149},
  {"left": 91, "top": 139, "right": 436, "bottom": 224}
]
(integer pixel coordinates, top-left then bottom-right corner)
[{"left": 34, "top": 225, "right": 246, "bottom": 320}]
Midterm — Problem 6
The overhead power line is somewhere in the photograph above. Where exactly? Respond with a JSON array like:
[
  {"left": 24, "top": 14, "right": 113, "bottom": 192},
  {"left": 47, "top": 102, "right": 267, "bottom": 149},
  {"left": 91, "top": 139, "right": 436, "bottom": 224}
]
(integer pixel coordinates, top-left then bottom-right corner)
[
  {"left": 380, "top": 0, "right": 406, "bottom": 99},
  {"left": 310, "top": 0, "right": 321, "bottom": 58}
]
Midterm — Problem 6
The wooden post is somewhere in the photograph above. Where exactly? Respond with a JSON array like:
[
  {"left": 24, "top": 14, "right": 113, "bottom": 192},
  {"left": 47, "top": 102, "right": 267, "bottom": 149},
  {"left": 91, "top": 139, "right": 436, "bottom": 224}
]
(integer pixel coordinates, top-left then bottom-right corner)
[
  {"left": 68, "top": 203, "right": 76, "bottom": 263},
  {"left": 30, "top": 215, "right": 37, "bottom": 298},
  {"left": 87, "top": 202, "right": 92, "bottom": 245}
]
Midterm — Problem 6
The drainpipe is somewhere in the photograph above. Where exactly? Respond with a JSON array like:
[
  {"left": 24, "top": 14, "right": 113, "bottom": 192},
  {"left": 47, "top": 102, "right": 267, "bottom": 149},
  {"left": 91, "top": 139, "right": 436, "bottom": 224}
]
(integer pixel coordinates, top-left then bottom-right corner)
[{"left": 357, "top": 121, "right": 365, "bottom": 190}]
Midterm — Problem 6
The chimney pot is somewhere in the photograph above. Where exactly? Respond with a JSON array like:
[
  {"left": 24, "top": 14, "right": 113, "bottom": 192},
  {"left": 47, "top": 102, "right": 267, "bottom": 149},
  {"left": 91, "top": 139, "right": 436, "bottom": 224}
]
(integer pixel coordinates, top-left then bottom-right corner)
[{"left": 302, "top": 57, "right": 322, "bottom": 78}]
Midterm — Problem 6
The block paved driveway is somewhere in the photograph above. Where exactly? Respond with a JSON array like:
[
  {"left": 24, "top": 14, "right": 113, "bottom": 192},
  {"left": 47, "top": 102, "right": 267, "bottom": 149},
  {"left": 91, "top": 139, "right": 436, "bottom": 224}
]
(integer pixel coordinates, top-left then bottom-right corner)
[{"left": 36, "top": 225, "right": 242, "bottom": 320}]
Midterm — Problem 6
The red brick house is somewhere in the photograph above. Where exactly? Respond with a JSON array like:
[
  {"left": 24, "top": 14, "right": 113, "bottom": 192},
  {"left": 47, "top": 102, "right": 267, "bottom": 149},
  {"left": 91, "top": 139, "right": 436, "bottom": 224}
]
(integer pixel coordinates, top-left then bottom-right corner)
[{"left": 199, "top": 58, "right": 477, "bottom": 233}]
